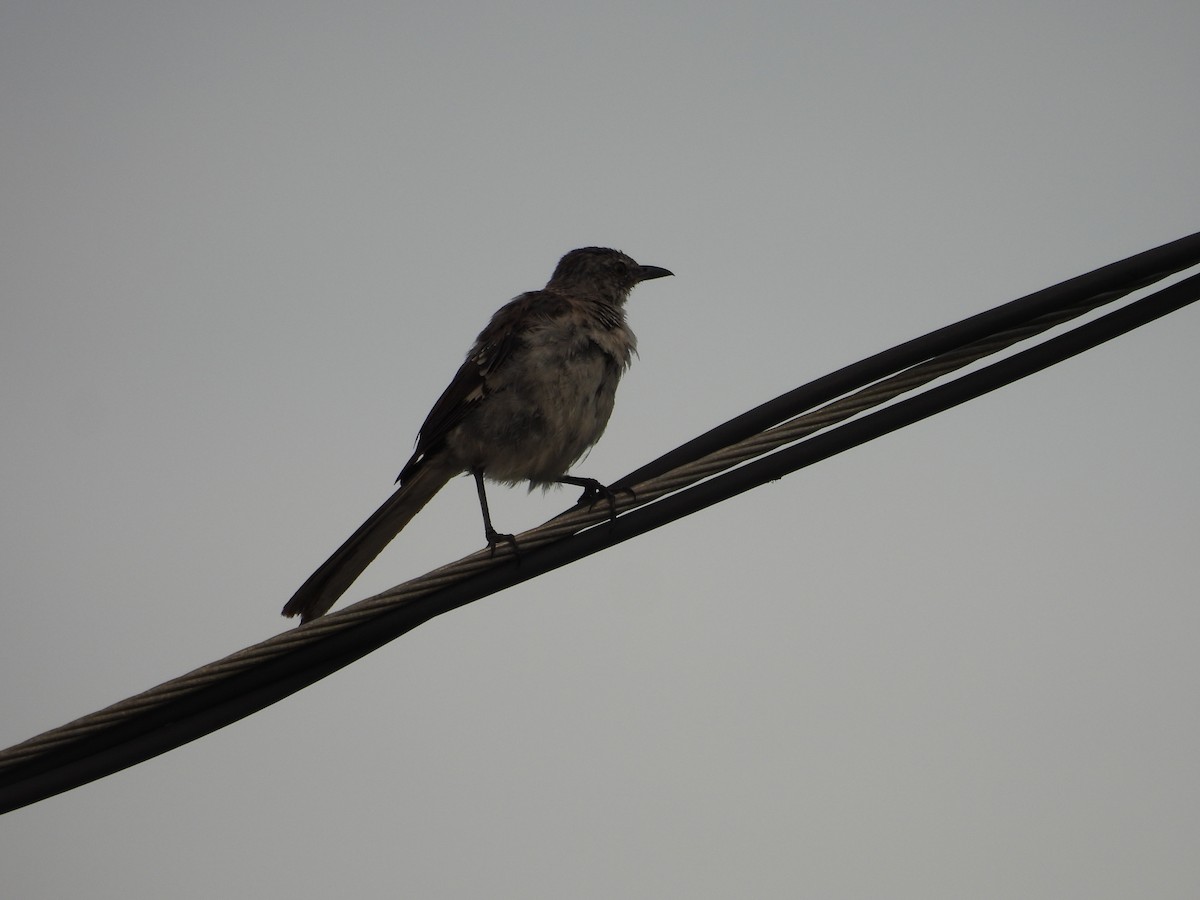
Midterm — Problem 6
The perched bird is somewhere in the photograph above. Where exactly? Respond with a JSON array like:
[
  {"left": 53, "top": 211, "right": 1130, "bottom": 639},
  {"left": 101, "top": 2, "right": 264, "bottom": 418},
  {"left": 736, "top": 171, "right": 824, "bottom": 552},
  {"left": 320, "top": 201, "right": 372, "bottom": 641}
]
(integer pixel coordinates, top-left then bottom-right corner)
[{"left": 282, "top": 247, "right": 672, "bottom": 622}]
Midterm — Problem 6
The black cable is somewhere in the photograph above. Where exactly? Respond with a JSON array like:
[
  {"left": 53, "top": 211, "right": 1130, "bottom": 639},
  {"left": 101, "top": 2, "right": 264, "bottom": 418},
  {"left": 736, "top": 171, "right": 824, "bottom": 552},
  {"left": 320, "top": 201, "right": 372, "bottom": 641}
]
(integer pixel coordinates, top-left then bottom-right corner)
[
  {"left": 610, "top": 270, "right": 1200, "bottom": 534},
  {"left": 615, "top": 230, "right": 1200, "bottom": 488},
  {"left": 1, "top": 241, "right": 1198, "bottom": 815}
]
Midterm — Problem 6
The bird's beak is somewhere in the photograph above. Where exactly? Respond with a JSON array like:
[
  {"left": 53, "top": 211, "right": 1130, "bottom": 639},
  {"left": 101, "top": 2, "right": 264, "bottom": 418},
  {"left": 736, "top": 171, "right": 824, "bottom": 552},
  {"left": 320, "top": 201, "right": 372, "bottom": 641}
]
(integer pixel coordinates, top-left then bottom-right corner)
[{"left": 635, "top": 265, "right": 674, "bottom": 282}]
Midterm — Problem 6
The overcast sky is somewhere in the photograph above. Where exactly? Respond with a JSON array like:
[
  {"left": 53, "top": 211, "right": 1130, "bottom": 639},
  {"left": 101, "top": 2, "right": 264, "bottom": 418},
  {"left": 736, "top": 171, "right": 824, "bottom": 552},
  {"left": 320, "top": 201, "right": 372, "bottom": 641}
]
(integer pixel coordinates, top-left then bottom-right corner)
[{"left": 3, "top": 3, "right": 1199, "bottom": 898}]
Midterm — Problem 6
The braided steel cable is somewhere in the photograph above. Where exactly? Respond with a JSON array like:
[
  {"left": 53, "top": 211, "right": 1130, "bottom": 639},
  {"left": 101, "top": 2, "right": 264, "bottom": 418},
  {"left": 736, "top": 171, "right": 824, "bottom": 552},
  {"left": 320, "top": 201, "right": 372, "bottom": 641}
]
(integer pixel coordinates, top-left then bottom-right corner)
[
  {"left": 1, "top": 236, "right": 1198, "bottom": 814},
  {"left": 616, "top": 231, "right": 1200, "bottom": 488}
]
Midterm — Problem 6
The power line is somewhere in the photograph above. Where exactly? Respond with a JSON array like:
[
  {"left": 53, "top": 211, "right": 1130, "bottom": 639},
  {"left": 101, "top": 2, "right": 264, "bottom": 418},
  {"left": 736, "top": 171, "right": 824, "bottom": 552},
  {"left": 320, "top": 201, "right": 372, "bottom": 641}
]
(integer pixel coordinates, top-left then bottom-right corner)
[{"left": 2, "top": 232, "right": 1198, "bottom": 815}]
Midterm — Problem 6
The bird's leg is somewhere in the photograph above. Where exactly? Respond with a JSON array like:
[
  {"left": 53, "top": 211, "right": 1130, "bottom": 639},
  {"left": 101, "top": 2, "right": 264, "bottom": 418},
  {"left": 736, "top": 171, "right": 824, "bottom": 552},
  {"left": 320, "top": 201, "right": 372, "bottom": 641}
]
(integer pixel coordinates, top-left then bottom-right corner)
[
  {"left": 472, "top": 468, "right": 519, "bottom": 557},
  {"left": 557, "top": 475, "right": 635, "bottom": 523}
]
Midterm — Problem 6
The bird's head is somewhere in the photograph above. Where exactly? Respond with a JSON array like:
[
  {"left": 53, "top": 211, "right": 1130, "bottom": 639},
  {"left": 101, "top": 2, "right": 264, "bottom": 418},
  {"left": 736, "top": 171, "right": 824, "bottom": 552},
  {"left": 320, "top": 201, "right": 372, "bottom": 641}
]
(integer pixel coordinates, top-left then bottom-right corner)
[{"left": 547, "top": 247, "right": 673, "bottom": 304}]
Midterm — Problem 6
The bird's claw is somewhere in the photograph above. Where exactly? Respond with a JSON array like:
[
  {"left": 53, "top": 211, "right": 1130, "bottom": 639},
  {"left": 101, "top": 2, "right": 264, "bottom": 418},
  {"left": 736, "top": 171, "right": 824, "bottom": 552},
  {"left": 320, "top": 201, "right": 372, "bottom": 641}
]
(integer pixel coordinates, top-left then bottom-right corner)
[
  {"left": 573, "top": 479, "right": 635, "bottom": 522},
  {"left": 485, "top": 526, "right": 520, "bottom": 559}
]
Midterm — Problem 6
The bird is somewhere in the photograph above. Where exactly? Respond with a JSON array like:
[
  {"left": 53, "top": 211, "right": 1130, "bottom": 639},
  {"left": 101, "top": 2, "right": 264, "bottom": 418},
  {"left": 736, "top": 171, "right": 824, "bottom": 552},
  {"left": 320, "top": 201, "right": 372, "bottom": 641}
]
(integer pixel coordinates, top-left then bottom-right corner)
[{"left": 282, "top": 247, "right": 673, "bottom": 622}]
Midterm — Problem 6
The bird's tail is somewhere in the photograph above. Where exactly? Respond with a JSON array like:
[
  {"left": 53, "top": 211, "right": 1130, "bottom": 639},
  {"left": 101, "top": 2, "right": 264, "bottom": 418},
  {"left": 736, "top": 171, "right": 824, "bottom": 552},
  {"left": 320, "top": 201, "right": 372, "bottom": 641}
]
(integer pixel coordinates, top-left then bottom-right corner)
[{"left": 282, "top": 460, "right": 457, "bottom": 623}]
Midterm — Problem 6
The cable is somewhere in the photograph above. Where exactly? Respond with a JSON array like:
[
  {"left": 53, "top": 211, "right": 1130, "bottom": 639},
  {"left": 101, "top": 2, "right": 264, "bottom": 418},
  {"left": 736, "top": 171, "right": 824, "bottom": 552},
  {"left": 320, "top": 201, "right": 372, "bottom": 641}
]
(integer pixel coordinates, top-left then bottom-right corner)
[
  {"left": 1, "top": 235, "right": 1198, "bottom": 815},
  {"left": 616, "top": 230, "right": 1200, "bottom": 487}
]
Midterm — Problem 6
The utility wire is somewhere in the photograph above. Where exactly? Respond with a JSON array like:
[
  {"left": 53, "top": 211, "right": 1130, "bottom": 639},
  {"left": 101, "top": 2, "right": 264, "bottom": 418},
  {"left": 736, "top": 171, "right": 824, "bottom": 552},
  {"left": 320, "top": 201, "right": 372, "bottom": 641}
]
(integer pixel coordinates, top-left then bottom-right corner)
[
  {"left": 2, "top": 232, "right": 1198, "bottom": 815},
  {"left": 616, "top": 230, "right": 1200, "bottom": 487}
]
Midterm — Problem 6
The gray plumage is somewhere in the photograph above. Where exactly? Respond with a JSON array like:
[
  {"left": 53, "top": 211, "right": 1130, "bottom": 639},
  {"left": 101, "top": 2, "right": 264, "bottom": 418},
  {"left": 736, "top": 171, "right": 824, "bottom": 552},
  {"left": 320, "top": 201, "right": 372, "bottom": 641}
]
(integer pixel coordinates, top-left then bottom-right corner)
[{"left": 282, "top": 247, "right": 672, "bottom": 623}]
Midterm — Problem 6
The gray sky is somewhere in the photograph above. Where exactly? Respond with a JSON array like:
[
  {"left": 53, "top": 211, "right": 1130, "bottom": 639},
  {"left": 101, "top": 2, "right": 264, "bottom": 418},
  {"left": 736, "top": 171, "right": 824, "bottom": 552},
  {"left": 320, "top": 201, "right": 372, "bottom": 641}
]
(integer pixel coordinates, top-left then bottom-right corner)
[{"left": 2, "top": 2, "right": 1198, "bottom": 897}]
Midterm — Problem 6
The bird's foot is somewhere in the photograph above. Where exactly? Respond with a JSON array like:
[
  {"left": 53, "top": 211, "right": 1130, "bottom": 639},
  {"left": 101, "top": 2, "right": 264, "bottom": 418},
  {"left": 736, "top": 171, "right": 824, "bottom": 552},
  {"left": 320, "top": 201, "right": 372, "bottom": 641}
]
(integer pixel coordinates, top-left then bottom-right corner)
[
  {"left": 568, "top": 477, "right": 635, "bottom": 522},
  {"left": 485, "top": 526, "right": 520, "bottom": 559}
]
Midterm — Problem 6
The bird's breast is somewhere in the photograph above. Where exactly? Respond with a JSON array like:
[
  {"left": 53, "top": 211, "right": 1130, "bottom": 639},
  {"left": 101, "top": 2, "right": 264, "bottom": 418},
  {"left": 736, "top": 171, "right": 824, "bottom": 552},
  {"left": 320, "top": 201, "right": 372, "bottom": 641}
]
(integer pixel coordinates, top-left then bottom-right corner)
[{"left": 447, "top": 317, "right": 635, "bottom": 485}]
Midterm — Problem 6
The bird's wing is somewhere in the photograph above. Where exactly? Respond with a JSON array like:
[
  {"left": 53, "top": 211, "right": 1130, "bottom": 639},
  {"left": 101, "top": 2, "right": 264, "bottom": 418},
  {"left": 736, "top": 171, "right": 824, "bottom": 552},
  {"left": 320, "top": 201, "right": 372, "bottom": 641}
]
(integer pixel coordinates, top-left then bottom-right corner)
[{"left": 397, "top": 291, "right": 571, "bottom": 483}]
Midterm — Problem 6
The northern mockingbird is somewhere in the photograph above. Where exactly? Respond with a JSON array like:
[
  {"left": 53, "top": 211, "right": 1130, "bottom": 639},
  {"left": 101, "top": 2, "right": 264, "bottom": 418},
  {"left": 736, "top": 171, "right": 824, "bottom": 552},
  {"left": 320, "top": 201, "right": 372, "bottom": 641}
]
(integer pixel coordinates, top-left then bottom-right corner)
[{"left": 282, "top": 247, "right": 672, "bottom": 622}]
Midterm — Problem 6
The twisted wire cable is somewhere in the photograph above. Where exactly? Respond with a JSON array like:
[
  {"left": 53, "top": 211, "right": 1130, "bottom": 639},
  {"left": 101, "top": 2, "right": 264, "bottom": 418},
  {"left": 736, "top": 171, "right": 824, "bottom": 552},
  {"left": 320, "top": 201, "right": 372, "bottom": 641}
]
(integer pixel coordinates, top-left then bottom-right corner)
[{"left": 2, "top": 233, "right": 1198, "bottom": 814}]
